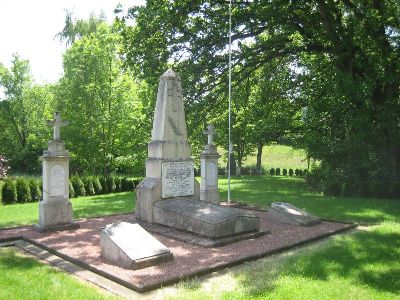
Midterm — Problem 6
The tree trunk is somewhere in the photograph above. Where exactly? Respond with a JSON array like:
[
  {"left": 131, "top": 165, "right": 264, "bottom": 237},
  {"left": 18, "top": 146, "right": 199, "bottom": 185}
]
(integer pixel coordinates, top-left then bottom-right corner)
[{"left": 256, "top": 142, "right": 263, "bottom": 173}]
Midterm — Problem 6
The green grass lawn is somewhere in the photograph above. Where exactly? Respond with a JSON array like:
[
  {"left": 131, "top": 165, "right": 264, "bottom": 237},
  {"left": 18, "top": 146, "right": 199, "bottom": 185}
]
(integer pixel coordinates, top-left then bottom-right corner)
[
  {"left": 0, "top": 247, "right": 119, "bottom": 300},
  {"left": 219, "top": 176, "right": 400, "bottom": 224},
  {"left": 0, "top": 192, "right": 134, "bottom": 229},
  {"left": 218, "top": 144, "right": 311, "bottom": 170},
  {"left": 0, "top": 176, "right": 399, "bottom": 299}
]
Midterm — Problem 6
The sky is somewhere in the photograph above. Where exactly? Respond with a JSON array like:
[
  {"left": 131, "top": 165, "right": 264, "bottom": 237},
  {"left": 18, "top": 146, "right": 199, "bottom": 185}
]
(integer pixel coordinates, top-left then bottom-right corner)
[{"left": 0, "top": 0, "right": 144, "bottom": 84}]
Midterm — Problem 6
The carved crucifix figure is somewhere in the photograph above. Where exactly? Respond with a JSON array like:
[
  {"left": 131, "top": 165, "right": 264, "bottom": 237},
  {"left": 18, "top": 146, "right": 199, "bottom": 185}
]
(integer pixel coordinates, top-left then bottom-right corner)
[
  {"left": 203, "top": 124, "right": 216, "bottom": 145},
  {"left": 47, "top": 112, "right": 69, "bottom": 140}
]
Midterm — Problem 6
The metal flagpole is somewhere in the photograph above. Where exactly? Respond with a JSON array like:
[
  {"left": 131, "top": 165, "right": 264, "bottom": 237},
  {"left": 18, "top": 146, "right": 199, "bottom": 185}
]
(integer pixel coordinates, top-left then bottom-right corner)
[{"left": 228, "top": 0, "right": 232, "bottom": 205}]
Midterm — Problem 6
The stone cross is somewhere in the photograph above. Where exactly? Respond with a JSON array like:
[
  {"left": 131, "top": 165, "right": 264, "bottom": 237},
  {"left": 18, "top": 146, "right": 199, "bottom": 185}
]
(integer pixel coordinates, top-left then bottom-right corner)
[
  {"left": 203, "top": 124, "right": 216, "bottom": 145},
  {"left": 47, "top": 112, "right": 69, "bottom": 140}
]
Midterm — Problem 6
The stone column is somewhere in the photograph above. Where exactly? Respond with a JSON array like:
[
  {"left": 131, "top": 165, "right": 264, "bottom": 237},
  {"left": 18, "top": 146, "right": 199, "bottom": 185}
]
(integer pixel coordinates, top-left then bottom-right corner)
[
  {"left": 200, "top": 125, "right": 220, "bottom": 204},
  {"left": 34, "top": 112, "right": 79, "bottom": 232}
]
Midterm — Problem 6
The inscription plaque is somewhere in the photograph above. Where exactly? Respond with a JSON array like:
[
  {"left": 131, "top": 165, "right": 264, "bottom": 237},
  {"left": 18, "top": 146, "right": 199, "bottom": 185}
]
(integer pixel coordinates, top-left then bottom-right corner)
[
  {"left": 206, "top": 162, "right": 216, "bottom": 186},
  {"left": 50, "top": 164, "right": 65, "bottom": 196},
  {"left": 162, "top": 161, "right": 194, "bottom": 198}
]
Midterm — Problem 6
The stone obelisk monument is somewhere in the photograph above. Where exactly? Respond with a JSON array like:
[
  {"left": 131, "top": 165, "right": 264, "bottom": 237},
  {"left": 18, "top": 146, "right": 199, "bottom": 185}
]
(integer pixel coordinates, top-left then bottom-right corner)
[
  {"left": 136, "top": 69, "right": 260, "bottom": 240},
  {"left": 136, "top": 69, "right": 200, "bottom": 223},
  {"left": 34, "top": 112, "right": 79, "bottom": 232}
]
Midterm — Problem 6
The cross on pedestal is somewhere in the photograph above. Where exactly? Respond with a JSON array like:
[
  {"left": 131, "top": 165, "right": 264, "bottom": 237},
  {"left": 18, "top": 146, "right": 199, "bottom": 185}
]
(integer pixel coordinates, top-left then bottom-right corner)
[
  {"left": 203, "top": 124, "right": 216, "bottom": 145},
  {"left": 47, "top": 112, "right": 69, "bottom": 140}
]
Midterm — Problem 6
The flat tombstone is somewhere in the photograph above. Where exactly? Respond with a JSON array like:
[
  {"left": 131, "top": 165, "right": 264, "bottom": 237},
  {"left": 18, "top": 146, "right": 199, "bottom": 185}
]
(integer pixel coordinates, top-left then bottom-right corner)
[
  {"left": 100, "top": 222, "right": 173, "bottom": 269},
  {"left": 267, "top": 202, "right": 320, "bottom": 226},
  {"left": 161, "top": 161, "right": 194, "bottom": 198},
  {"left": 50, "top": 164, "right": 65, "bottom": 197}
]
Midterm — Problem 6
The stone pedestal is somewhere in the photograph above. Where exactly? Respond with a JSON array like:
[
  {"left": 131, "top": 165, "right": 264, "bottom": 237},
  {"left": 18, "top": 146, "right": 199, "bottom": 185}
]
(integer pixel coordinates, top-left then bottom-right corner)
[
  {"left": 136, "top": 70, "right": 259, "bottom": 239},
  {"left": 34, "top": 131, "right": 79, "bottom": 232},
  {"left": 136, "top": 69, "right": 200, "bottom": 223},
  {"left": 200, "top": 144, "right": 220, "bottom": 204}
]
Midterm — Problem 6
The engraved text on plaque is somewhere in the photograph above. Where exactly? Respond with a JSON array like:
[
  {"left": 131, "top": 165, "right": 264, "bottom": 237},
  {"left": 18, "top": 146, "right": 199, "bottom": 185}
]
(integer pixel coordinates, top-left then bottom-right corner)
[
  {"left": 50, "top": 164, "right": 65, "bottom": 196},
  {"left": 162, "top": 161, "right": 194, "bottom": 198}
]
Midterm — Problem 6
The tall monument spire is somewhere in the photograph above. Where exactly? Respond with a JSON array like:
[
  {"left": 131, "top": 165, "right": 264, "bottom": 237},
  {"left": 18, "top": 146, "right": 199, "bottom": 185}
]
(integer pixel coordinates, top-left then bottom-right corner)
[{"left": 151, "top": 68, "right": 188, "bottom": 142}]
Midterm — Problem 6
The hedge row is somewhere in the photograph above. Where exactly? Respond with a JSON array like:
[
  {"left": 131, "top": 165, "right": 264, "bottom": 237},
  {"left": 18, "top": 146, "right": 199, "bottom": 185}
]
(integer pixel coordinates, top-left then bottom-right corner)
[
  {"left": 1, "top": 178, "right": 42, "bottom": 205},
  {"left": 1, "top": 176, "right": 143, "bottom": 205},
  {"left": 269, "top": 168, "right": 308, "bottom": 176},
  {"left": 305, "top": 169, "right": 400, "bottom": 199},
  {"left": 69, "top": 176, "right": 141, "bottom": 198}
]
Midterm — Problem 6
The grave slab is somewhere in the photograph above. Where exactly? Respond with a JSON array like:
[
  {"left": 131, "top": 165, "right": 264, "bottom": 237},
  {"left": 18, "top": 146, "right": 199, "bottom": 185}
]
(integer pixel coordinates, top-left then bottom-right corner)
[
  {"left": 100, "top": 222, "right": 173, "bottom": 269},
  {"left": 153, "top": 198, "right": 260, "bottom": 238},
  {"left": 267, "top": 202, "right": 320, "bottom": 226}
]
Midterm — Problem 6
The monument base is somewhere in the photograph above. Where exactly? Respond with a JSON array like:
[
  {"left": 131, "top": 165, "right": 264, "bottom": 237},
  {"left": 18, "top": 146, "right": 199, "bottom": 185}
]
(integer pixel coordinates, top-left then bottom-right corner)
[
  {"left": 200, "top": 189, "right": 220, "bottom": 204},
  {"left": 34, "top": 222, "right": 80, "bottom": 233},
  {"left": 153, "top": 198, "right": 260, "bottom": 238},
  {"left": 37, "top": 200, "right": 76, "bottom": 228}
]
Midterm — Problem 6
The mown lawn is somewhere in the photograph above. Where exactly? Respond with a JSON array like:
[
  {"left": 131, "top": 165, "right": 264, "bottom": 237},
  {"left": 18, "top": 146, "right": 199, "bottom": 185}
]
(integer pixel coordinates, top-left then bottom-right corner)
[
  {"left": 0, "top": 176, "right": 399, "bottom": 299},
  {"left": 0, "top": 192, "right": 134, "bottom": 229},
  {"left": 0, "top": 247, "right": 119, "bottom": 300}
]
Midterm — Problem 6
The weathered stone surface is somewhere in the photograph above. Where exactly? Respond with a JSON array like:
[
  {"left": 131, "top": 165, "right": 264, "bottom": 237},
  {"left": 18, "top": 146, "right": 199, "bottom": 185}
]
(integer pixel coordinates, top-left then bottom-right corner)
[
  {"left": 153, "top": 198, "right": 260, "bottom": 238},
  {"left": 35, "top": 112, "right": 79, "bottom": 232},
  {"left": 200, "top": 125, "right": 220, "bottom": 204},
  {"left": 136, "top": 178, "right": 161, "bottom": 223},
  {"left": 162, "top": 161, "right": 194, "bottom": 198},
  {"left": 137, "top": 69, "right": 200, "bottom": 222},
  {"left": 100, "top": 222, "right": 172, "bottom": 269},
  {"left": 267, "top": 202, "right": 320, "bottom": 226}
]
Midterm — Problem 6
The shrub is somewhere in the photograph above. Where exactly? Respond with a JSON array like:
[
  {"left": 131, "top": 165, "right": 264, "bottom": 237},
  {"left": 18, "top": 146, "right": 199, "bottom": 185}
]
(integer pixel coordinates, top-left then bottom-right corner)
[
  {"left": 100, "top": 177, "right": 108, "bottom": 194},
  {"left": 323, "top": 179, "right": 341, "bottom": 196},
  {"left": 289, "top": 168, "right": 294, "bottom": 176},
  {"left": 269, "top": 168, "right": 275, "bottom": 176},
  {"left": 1, "top": 179, "right": 17, "bottom": 204},
  {"left": 114, "top": 176, "right": 122, "bottom": 192},
  {"left": 106, "top": 176, "right": 116, "bottom": 193},
  {"left": 71, "top": 176, "right": 86, "bottom": 197},
  {"left": 354, "top": 181, "right": 370, "bottom": 198},
  {"left": 69, "top": 181, "right": 75, "bottom": 198},
  {"left": 303, "top": 169, "right": 308, "bottom": 176},
  {"left": 83, "top": 177, "right": 95, "bottom": 196},
  {"left": 298, "top": 169, "right": 304, "bottom": 176},
  {"left": 133, "top": 177, "right": 143, "bottom": 187},
  {"left": 92, "top": 176, "right": 102, "bottom": 195},
  {"left": 282, "top": 169, "right": 287, "bottom": 176},
  {"left": 16, "top": 177, "right": 32, "bottom": 203},
  {"left": 295, "top": 169, "right": 299, "bottom": 176},
  {"left": 29, "top": 178, "right": 42, "bottom": 202},
  {"left": 389, "top": 181, "right": 400, "bottom": 199},
  {"left": 276, "top": 168, "right": 281, "bottom": 176},
  {"left": 120, "top": 177, "right": 128, "bottom": 192},
  {"left": 369, "top": 180, "right": 388, "bottom": 198},
  {"left": 341, "top": 181, "right": 353, "bottom": 197}
]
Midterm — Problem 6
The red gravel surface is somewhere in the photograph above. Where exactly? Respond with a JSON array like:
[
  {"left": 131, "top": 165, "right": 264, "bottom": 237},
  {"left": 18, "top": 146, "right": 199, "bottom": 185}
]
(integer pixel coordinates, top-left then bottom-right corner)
[{"left": 0, "top": 211, "right": 354, "bottom": 291}]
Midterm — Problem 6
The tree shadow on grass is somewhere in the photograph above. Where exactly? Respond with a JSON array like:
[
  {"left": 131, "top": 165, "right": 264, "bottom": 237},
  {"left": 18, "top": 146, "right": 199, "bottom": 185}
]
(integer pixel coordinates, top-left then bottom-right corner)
[
  {"left": 219, "top": 176, "right": 400, "bottom": 224},
  {"left": 0, "top": 247, "right": 58, "bottom": 274},
  {"left": 232, "top": 223, "right": 400, "bottom": 297}
]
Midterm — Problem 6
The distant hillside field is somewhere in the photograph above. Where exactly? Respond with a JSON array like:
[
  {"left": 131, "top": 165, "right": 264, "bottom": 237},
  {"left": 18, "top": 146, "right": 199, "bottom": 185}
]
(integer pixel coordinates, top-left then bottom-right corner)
[
  {"left": 218, "top": 144, "right": 310, "bottom": 171},
  {"left": 245, "top": 144, "right": 309, "bottom": 170}
]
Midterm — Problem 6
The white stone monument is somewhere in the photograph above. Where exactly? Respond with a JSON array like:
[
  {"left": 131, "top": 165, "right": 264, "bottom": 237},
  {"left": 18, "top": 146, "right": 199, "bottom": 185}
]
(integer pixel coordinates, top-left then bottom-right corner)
[
  {"left": 200, "top": 125, "right": 220, "bottom": 204},
  {"left": 136, "top": 69, "right": 200, "bottom": 223},
  {"left": 136, "top": 69, "right": 259, "bottom": 239},
  {"left": 34, "top": 112, "right": 79, "bottom": 232}
]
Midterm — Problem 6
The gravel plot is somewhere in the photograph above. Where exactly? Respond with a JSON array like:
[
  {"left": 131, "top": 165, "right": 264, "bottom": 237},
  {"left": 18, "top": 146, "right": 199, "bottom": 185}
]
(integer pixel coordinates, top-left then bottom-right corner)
[{"left": 0, "top": 210, "right": 354, "bottom": 291}]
